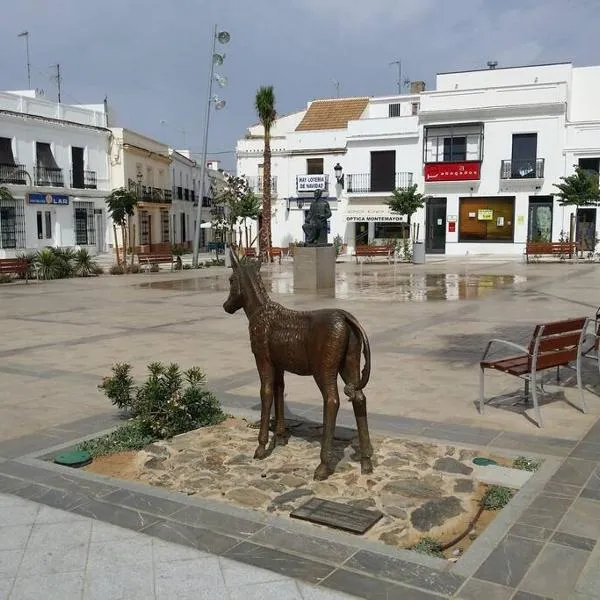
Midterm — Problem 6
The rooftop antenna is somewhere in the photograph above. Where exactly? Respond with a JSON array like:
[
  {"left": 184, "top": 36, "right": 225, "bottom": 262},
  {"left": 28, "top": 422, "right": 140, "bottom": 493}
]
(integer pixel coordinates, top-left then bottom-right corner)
[
  {"left": 17, "top": 31, "right": 31, "bottom": 89},
  {"left": 487, "top": 60, "right": 498, "bottom": 70},
  {"left": 389, "top": 59, "right": 402, "bottom": 94},
  {"left": 50, "top": 63, "right": 62, "bottom": 102},
  {"left": 332, "top": 79, "right": 341, "bottom": 98}
]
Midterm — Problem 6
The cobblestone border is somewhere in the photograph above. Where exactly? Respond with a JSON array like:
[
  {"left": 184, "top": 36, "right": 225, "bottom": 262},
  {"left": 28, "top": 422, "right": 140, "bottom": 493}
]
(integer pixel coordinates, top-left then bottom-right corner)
[{"left": 3, "top": 403, "right": 597, "bottom": 599}]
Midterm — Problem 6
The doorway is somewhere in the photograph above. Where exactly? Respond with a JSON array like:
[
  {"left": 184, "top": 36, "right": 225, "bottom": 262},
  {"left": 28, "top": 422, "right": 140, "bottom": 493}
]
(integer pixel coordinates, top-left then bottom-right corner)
[
  {"left": 576, "top": 208, "right": 597, "bottom": 252},
  {"left": 355, "top": 222, "right": 368, "bottom": 246},
  {"left": 527, "top": 196, "right": 553, "bottom": 242},
  {"left": 426, "top": 198, "right": 446, "bottom": 253}
]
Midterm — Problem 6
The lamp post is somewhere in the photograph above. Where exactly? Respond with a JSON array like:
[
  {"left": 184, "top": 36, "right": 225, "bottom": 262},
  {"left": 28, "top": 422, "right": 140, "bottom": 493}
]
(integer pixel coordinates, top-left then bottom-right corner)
[
  {"left": 334, "top": 163, "right": 344, "bottom": 186},
  {"left": 192, "top": 25, "right": 230, "bottom": 268},
  {"left": 17, "top": 31, "right": 31, "bottom": 89}
]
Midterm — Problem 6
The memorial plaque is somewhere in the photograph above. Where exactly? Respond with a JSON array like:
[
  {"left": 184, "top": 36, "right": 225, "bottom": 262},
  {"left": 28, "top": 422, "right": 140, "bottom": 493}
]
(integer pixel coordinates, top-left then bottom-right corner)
[{"left": 290, "top": 497, "right": 383, "bottom": 534}]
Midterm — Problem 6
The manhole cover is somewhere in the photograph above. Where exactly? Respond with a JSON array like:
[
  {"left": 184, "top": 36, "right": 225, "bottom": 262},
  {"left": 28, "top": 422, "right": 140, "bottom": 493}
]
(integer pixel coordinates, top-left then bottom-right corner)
[{"left": 54, "top": 450, "right": 93, "bottom": 468}]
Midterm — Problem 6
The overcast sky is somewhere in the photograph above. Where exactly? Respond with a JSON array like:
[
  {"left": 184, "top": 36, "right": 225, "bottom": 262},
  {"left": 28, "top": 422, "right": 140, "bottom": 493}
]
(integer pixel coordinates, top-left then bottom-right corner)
[{"left": 2, "top": 0, "right": 596, "bottom": 171}]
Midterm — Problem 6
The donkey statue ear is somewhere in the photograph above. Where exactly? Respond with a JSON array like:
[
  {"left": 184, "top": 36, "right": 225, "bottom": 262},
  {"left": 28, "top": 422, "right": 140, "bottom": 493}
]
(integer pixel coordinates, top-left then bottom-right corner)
[{"left": 230, "top": 248, "right": 240, "bottom": 269}]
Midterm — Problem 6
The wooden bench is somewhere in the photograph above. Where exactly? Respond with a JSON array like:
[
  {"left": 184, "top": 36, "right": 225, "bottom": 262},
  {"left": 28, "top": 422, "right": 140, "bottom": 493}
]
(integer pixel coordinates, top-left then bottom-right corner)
[
  {"left": 137, "top": 252, "right": 174, "bottom": 272},
  {"left": 354, "top": 245, "right": 395, "bottom": 264},
  {"left": 244, "top": 247, "right": 257, "bottom": 259},
  {"left": 525, "top": 242, "right": 580, "bottom": 263},
  {"left": 268, "top": 247, "right": 283, "bottom": 264},
  {"left": 0, "top": 258, "right": 30, "bottom": 283},
  {"left": 480, "top": 317, "right": 590, "bottom": 428}
]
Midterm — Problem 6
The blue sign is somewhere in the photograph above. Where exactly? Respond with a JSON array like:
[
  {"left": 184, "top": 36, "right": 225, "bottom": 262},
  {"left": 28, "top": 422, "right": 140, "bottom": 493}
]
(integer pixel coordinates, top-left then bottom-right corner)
[{"left": 28, "top": 193, "right": 69, "bottom": 206}]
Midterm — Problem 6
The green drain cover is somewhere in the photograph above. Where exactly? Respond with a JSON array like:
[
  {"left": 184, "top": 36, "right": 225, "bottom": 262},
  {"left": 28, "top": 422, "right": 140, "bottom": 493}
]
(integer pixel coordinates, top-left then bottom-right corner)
[
  {"left": 473, "top": 457, "right": 498, "bottom": 466},
  {"left": 54, "top": 450, "right": 92, "bottom": 468}
]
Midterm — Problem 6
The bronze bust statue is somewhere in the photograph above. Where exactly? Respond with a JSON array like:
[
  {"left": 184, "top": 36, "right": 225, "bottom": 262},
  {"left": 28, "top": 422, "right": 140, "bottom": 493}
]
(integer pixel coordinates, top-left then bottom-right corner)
[
  {"left": 223, "top": 251, "right": 374, "bottom": 481},
  {"left": 302, "top": 189, "right": 332, "bottom": 245}
]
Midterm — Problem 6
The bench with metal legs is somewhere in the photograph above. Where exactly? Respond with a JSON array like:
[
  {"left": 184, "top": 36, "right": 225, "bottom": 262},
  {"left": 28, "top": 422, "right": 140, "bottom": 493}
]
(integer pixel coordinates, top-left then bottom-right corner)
[{"left": 479, "top": 317, "right": 590, "bottom": 428}]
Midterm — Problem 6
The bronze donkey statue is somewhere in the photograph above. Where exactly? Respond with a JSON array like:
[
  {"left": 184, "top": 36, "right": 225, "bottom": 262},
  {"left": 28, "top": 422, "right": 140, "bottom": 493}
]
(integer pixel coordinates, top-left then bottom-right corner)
[{"left": 223, "top": 250, "right": 374, "bottom": 481}]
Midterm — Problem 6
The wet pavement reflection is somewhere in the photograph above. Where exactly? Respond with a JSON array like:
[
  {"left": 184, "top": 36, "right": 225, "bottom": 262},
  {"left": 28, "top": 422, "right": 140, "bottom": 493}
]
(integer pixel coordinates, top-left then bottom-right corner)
[{"left": 137, "top": 269, "right": 526, "bottom": 302}]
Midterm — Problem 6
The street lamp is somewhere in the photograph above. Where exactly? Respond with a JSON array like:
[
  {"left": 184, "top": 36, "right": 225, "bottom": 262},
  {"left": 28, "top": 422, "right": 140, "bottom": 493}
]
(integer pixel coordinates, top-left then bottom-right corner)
[
  {"left": 334, "top": 163, "right": 344, "bottom": 185},
  {"left": 192, "top": 25, "right": 230, "bottom": 268}
]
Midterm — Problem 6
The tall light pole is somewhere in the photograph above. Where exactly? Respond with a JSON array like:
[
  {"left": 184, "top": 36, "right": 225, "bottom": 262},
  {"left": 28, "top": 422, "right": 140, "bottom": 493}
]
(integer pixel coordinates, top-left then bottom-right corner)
[
  {"left": 390, "top": 59, "right": 402, "bottom": 94},
  {"left": 192, "top": 25, "right": 230, "bottom": 268},
  {"left": 17, "top": 31, "right": 31, "bottom": 89}
]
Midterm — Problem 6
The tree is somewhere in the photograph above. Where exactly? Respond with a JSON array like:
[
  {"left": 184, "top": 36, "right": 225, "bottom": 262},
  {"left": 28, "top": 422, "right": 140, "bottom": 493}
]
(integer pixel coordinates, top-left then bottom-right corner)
[
  {"left": 238, "top": 190, "right": 262, "bottom": 250},
  {"left": 0, "top": 186, "right": 14, "bottom": 202},
  {"left": 211, "top": 174, "right": 251, "bottom": 250},
  {"left": 386, "top": 184, "right": 425, "bottom": 240},
  {"left": 106, "top": 187, "right": 139, "bottom": 266},
  {"left": 255, "top": 86, "right": 276, "bottom": 259},
  {"left": 553, "top": 167, "right": 600, "bottom": 207}
]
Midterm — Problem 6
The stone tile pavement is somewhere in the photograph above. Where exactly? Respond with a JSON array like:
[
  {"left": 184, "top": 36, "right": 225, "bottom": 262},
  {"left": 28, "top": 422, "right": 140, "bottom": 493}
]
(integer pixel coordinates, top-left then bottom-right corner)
[{"left": 0, "top": 492, "right": 355, "bottom": 600}]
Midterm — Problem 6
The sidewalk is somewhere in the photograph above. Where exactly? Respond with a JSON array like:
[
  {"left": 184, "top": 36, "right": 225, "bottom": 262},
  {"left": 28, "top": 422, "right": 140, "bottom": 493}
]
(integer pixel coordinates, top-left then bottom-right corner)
[{"left": 0, "top": 492, "right": 355, "bottom": 600}]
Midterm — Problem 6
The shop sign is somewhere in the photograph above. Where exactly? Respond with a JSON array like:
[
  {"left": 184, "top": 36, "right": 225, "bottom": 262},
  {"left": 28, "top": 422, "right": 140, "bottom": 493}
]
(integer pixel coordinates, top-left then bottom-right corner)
[
  {"left": 424, "top": 161, "right": 481, "bottom": 182},
  {"left": 477, "top": 209, "right": 494, "bottom": 221},
  {"left": 345, "top": 213, "right": 407, "bottom": 223},
  {"left": 28, "top": 193, "right": 69, "bottom": 206},
  {"left": 296, "top": 174, "right": 327, "bottom": 192}
]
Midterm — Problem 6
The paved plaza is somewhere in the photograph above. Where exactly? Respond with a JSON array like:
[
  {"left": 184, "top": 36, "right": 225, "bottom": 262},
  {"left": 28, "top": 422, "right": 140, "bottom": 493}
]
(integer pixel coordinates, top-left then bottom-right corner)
[{"left": 1, "top": 256, "right": 600, "bottom": 598}]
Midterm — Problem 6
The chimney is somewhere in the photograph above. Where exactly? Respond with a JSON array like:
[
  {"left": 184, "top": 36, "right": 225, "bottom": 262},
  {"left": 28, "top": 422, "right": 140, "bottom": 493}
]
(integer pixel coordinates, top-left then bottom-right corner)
[{"left": 409, "top": 81, "right": 426, "bottom": 94}]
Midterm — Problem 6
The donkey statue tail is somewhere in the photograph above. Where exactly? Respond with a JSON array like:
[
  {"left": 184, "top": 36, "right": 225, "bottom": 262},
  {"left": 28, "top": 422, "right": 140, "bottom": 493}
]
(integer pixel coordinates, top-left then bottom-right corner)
[{"left": 342, "top": 311, "right": 371, "bottom": 391}]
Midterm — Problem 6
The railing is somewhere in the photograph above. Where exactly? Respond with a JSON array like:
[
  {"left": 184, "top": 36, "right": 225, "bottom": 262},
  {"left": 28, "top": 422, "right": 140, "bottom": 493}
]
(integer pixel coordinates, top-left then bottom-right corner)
[
  {"left": 140, "top": 186, "right": 172, "bottom": 203},
  {"left": 246, "top": 176, "right": 277, "bottom": 195},
  {"left": 34, "top": 166, "right": 64, "bottom": 187},
  {"left": 0, "top": 163, "right": 28, "bottom": 185},
  {"left": 346, "top": 172, "right": 414, "bottom": 193},
  {"left": 70, "top": 169, "right": 97, "bottom": 189},
  {"left": 500, "top": 158, "right": 545, "bottom": 179}
]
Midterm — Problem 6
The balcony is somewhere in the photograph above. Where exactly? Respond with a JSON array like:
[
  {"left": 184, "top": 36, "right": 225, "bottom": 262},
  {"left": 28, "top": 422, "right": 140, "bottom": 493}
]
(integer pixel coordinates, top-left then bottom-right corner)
[
  {"left": 346, "top": 172, "right": 413, "bottom": 194},
  {"left": 34, "top": 166, "right": 64, "bottom": 187},
  {"left": 500, "top": 158, "right": 545, "bottom": 180},
  {"left": 139, "top": 186, "right": 172, "bottom": 204},
  {"left": 0, "top": 163, "right": 28, "bottom": 185},
  {"left": 70, "top": 169, "right": 97, "bottom": 189},
  {"left": 246, "top": 176, "right": 277, "bottom": 195}
]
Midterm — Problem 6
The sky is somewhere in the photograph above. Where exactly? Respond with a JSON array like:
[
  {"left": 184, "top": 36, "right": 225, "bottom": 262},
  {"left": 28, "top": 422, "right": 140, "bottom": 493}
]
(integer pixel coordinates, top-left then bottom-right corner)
[{"left": 1, "top": 0, "right": 597, "bottom": 171}]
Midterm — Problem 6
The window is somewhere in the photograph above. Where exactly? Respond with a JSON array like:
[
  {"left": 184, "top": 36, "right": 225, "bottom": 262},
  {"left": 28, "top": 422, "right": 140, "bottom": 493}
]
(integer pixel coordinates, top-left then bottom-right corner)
[
  {"left": 73, "top": 201, "right": 96, "bottom": 246},
  {"left": 177, "top": 186, "right": 183, "bottom": 200},
  {"left": 139, "top": 211, "right": 150, "bottom": 245},
  {"left": 370, "top": 150, "right": 396, "bottom": 192},
  {"left": 511, "top": 133, "right": 538, "bottom": 178},
  {"left": 411, "top": 102, "right": 419, "bottom": 116},
  {"left": 180, "top": 212, "right": 186, "bottom": 242},
  {"left": 443, "top": 137, "right": 466, "bottom": 162},
  {"left": 45, "top": 211, "right": 52, "bottom": 239},
  {"left": 37, "top": 211, "right": 43, "bottom": 240},
  {"left": 306, "top": 158, "right": 323, "bottom": 175},
  {"left": 36, "top": 142, "right": 63, "bottom": 187},
  {"left": 0, "top": 206, "right": 19, "bottom": 249},
  {"left": 374, "top": 222, "right": 408, "bottom": 239},
  {"left": 578, "top": 157, "right": 600, "bottom": 175},
  {"left": 388, "top": 103, "right": 402, "bottom": 118},
  {"left": 202, "top": 196, "right": 211, "bottom": 207},
  {"left": 160, "top": 209, "right": 170, "bottom": 243},
  {"left": 459, "top": 197, "right": 515, "bottom": 242},
  {"left": 71, "top": 146, "right": 85, "bottom": 188}
]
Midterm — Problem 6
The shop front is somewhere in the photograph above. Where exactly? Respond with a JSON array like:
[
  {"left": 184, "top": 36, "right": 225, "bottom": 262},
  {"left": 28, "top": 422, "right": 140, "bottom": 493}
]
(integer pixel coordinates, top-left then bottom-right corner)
[{"left": 344, "top": 205, "right": 409, "bottom": 250}]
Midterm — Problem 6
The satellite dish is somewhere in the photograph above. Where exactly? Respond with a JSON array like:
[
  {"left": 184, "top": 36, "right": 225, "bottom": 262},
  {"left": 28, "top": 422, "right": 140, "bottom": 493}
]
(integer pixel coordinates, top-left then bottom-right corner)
[
  {"left": 213, "top": 53, "right": 224, "bottom": 66},
  {"left": 217, "top": 31, "right": 230, "bottom": 44},
  {"left": 214, "top": 74, "right": 228, "bottom": 87}
]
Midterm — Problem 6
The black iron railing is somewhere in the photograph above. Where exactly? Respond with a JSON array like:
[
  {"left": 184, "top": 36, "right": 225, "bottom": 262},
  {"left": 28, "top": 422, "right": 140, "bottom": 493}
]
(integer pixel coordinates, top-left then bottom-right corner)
[
  {"left": 34, "top": 166, "right": 64, "bottom": 187},
  {"left": 500, "top": 158, "right": 545, "bottom": 179},
  {"left": 70, "top": 169, "right": 97, "bottom": 189},
  {"left": 346, "top": 172, "right": 413, "bottom": 193},
  {"left": 0, "top": 163, "right": 28, "bottom": 185}
]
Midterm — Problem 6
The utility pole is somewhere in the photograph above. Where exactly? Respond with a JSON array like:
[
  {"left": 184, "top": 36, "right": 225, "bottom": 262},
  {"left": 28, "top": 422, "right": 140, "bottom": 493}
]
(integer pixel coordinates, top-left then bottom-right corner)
[
  {"left": 390, "top": 59, "right": 402, "bottom": 94},
  {"left": 51, "top": 64, "right": 62, "bottom": 103},
  {"left": 17, "top": 31, "right": 31, "bottom": 89}
]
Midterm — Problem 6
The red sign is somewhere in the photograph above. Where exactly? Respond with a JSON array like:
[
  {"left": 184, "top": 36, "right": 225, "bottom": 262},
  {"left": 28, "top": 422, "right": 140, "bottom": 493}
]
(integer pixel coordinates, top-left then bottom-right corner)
[
  {"left": 448, "top": 222, "right": 456, "bottom": 233},
  {"left": 424, "top": 161, "right": 481, "bottom": 182}
]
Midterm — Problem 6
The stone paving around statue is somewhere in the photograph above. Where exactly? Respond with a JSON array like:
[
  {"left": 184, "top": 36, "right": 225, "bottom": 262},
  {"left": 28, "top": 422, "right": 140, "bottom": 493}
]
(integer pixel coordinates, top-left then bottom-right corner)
[{"left": 2, "top": 257, "right": 600, "bottom": 598}]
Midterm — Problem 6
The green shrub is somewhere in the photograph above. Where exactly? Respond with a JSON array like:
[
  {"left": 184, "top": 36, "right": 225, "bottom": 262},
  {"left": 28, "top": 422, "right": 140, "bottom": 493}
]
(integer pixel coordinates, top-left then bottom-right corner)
[
  {"left": 126, "top": 264, "right": 141, "bottom": 274},
  {"left": 0, "top": 274, "right": 12, "bottom": 284},
  {"left": 77, "top": 420, "right": 155, "bottom": 457},
  {"left": 110, "top": 264, "right": 125, "bottom": 275},
  {"left": 99, "top": 362, "right": 225, "bottom": 441},
  {"left": 92, "top": 264, "right": 105, "bottom": 275},
  {"left": 480, "top": 485, "right": 513, "bottom": 511},
  {"left": 50, "top": 247, "right": 76, "bottom": 278},
  {"left": 35, "top": 248, "right": 61, "bottom": 280},
  {"left": 73, "top": 248, "right": 100, "bottom": 277},
  {"left": 183, "top": 264, "right": 192, "bottom": 270},
  {"left": 15, "top": 252, "right": 36, "bottom": 279},
  {"left": 513, "top": 456, "right": 541, "bottom": 472},
  {"left": 411, "top": 537, "right": 444, "bottom": 558}
]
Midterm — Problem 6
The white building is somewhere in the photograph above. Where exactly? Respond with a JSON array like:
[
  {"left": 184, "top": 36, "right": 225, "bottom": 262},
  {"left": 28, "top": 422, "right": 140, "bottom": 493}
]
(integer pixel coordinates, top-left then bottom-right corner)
[
  {"left": 236, "top": 62, "right": 600, "bottom": 256},
  {"left": 0, "top": 90, "right": 110, "bottom": 257}
]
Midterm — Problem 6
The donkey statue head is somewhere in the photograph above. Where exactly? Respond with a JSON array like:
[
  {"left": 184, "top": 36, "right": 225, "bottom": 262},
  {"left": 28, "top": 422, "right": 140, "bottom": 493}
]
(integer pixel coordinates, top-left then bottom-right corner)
[{"left": 223, "top": 249, "right": 263, "bottom": 315}]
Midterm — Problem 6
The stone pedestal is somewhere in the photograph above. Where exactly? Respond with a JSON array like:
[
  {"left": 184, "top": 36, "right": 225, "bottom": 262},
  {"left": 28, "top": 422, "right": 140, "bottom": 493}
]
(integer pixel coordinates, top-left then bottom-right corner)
[{"left": 293, "top": 245, "right": 336, "bottom": 292}]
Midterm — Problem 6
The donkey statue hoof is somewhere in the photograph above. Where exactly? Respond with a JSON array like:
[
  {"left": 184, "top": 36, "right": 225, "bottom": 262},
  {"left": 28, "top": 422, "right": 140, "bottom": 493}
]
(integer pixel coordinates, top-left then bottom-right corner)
[
  {"left": 360, "top": 458, "right": 374, "bottom": 475},
  {"left": 254, "top": 445, "right": 268, "bottom": 460},
  {"left": 313, "top": 462, "right": 333, "bottom": 481}
]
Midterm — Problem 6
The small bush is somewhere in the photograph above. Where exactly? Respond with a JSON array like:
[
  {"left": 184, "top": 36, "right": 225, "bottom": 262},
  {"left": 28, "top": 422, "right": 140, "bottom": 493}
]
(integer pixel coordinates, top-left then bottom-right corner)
[
  {"left": 0, "top": 274, "right": 12, "bottom": 284},
  {"left": 127, "top": 264, "right": 141, "bottom": 274},
  {"left": 99, "top": 362, "right": 226, "bottom": 441},
  {"left": 73, "top": 248, "right": 100, "bottom": 277},
  {"left": 150, "top": 263, "right": 160, "bottom": 272},
  {"left": 513, "top": 456, "right": 541, "bottom": 472},
  {"left": 77, "top": 420, "right": 155, "bottom": 457},
  {"left": 411, "top": 537, "right": 444, "bottom": 558},
  {"left": 183, "top": 264, "right": 192, "bottom": 270},
  {"left": 92, "top": 264, "right": 105, "bottom": 275},
  {"left": 110, "top": 264, "right": 125, "bottom": 275},
  {"left": 480, "top": 485, "right": 513, "bottom": 511}
]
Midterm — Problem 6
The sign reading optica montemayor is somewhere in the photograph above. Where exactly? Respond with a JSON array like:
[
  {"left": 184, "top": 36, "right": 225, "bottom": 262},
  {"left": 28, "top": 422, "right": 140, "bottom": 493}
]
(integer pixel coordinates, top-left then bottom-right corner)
[{"left": 28, "top": 193, "right": 69, "bottom": 206}]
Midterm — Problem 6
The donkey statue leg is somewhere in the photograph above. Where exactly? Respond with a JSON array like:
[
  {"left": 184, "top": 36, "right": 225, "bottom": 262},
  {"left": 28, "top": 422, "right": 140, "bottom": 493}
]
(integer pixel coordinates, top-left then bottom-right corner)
[
  {"left": 273, "top": 369, "right": 289, "bottom": 446},
  {"left": 313, "top": 374, "right": 340, "bottom": 481},
  {"left": 254, "top": 362, "right": 274, "bottom": 460}
]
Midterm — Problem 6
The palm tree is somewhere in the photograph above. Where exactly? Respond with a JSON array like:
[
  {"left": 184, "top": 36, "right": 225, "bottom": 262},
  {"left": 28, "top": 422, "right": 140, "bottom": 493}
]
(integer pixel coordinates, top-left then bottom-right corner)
[
  {"left": 106, "top": 187, "right": 139, "bottom": 266},
  {"left": 255, "top": 86, "right": 276, "bottom": 259}
]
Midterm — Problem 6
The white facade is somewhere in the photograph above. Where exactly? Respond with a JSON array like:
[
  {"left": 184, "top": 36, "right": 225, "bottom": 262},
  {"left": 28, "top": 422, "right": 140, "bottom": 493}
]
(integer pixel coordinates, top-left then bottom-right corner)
[
  {"left": 237, "top": 62, "right": 600, "bottom": 256},
  {"left": 0, "top": 90, "right": 110, "bottom": 257}
]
